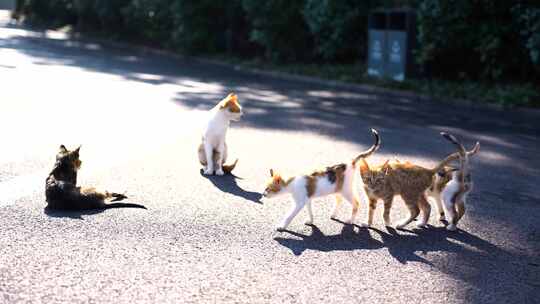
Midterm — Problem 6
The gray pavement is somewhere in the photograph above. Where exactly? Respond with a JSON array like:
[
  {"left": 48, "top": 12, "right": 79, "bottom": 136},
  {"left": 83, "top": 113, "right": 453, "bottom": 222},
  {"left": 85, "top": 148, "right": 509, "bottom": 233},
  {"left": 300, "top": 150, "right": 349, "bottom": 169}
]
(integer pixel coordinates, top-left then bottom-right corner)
[{"left": 1, "top": 11, "right": 539, "bottom": 304}]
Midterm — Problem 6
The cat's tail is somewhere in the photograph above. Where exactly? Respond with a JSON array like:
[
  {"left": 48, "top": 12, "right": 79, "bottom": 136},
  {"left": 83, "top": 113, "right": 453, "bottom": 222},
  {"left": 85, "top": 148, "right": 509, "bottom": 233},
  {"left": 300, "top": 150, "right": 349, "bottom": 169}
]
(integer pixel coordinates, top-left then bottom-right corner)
[
  {"left": 441, "top": 132, "right": 470, "bottom": 184},
  {"left": 441, "top": 132, "right": 467, "bottom": 157},
  {"left": 352, "top": 129, "right": 380, "bottom": 165},
  {"left": 440, "top": 141, "right": 481, "bottom": 167},
  {"left": 432, "top": 133, "right": 479, "bottom": 175},
  {"left": 223, "top": 159, "right": 239, "bottom": 174},
  {"left": 103, "top": 192, "right": 147, "bottom": 209},
  {"left": 104, "top": 202, "right": 147, "bottom": 209}
]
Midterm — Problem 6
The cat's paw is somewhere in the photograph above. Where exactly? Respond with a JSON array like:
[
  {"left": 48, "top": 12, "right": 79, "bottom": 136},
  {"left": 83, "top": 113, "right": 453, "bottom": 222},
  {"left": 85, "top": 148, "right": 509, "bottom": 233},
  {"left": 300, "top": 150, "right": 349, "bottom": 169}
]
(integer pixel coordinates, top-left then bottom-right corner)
[
  {"left": 305, "top": 219, "right": 313, "bottom": 225},
  {"left": 416, "top": 222, "right": 428, "bottom": 228},
  {"left": 384, "top": 220, "right": 392, "bottom": 227},
  {"left": 275, "top": 225, "right": 286, "bottom": 232},
  {"left": 446, "top": 224, "right": 457, "bottom": 231},
  {"left": 358, "top": 222, "right": 369, "bottom": 228},
  {"left": 345, "top": 218, "right": 354, "bottom": 225},
  {"left": 215, "top": 168, "right": 224, "bottom": 176},
  {"left": 203, "top": 168, "right": 214, "bottom": 175}
]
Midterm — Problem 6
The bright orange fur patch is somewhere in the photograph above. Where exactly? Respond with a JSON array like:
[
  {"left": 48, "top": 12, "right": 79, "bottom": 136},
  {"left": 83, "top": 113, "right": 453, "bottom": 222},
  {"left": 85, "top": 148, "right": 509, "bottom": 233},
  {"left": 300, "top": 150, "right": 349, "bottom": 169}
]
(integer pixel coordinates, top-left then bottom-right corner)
[{"left": 219, "top": 93, "right": 241, "bottom": 113}]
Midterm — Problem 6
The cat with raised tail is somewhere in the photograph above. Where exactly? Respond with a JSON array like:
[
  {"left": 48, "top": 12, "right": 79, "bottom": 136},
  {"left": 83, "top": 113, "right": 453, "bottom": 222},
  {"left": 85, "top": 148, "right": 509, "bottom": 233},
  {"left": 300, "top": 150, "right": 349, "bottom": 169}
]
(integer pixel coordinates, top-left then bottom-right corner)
[
  {"left": 427, "top": 140, "right": 479, "bottom": 226},
  {"left": 358, "top": 141, "right": 473, "bottom": 229},
  {"left": 198, "top": 93, "right": 242, "bottom": 176},
  {"left": 263, "top": 129, "right": 380, "bottom": 231},
  {"left": 439, "top": 132, "right": 479, "bottom": 231},
  {"left": 359, "top": 141, "right": 479, "bottom": 229},
  {"left": 45, "top": 145, "right": 146, "bottom": 210}
]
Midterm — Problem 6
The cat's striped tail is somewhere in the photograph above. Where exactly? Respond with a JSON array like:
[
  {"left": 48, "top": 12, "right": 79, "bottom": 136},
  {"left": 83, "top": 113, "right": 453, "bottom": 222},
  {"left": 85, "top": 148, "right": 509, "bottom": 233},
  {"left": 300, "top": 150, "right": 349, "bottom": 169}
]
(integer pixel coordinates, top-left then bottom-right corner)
[
  {"left": 352, "top": 129, "right": 380, "bottom": 165},
  {"left": 441, "top": 132, "right": 467, "bottom": 157}
]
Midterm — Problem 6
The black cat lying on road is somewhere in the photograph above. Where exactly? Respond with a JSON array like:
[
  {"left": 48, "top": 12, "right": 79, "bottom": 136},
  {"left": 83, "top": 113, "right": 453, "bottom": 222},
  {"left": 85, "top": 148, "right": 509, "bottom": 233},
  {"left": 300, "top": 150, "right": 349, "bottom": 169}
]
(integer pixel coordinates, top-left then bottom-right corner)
[{"left": 45, "top": 145, "right": 146, "bottom": 210}]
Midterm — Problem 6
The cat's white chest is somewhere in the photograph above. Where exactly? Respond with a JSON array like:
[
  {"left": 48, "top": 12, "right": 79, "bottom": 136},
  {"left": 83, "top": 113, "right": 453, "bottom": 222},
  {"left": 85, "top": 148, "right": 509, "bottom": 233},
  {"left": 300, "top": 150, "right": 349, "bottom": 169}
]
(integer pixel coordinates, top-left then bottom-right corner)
[{"left": 203, "top": 111, "right": 229, "bottom": 144}]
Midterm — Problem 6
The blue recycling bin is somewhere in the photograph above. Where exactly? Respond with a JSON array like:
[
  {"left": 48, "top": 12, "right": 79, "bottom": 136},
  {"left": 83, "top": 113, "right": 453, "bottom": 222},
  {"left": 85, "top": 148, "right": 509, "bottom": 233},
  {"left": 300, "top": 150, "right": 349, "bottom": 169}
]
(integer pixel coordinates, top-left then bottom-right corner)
[{"left": 367, "top": 9, "right": 417, "bottom": 81}]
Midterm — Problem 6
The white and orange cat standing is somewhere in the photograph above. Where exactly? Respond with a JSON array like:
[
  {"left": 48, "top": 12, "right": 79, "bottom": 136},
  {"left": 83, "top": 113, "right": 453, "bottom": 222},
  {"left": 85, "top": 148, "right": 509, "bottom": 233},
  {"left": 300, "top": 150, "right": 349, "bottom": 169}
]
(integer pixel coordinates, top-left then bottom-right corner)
[{"left": 198, "top": 93, "right": 242, "bottom": 175}]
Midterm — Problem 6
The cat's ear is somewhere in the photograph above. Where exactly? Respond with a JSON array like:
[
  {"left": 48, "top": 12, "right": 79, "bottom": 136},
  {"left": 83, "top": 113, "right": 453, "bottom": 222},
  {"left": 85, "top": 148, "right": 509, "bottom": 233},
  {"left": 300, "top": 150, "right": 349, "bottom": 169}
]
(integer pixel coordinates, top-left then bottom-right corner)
[
  {"left": 59, "top": 145, "right": 68, "bottom": 154},
  {"left": 73, "top": 145, "right": 81, "bottom": 155}
]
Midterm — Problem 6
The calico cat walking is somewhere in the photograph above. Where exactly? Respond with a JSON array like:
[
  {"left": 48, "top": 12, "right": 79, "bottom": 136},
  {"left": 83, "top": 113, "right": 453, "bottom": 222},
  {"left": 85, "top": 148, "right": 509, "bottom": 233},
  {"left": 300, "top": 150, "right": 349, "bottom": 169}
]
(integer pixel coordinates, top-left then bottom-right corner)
[
  {"left": 198, "top": 93, "right": 242, "bottom": 175},
  {"left": 263, "top": 129, "right": 380, "bottom": 231},
  {"left": 45, "top": 145, "right": 146, "bottom": 210},
  {"left": 426, "top": 140, "right": 480, "bottom": 226},
  {"left": 438, "top": 132, "right": 479, "bottom": 231}
]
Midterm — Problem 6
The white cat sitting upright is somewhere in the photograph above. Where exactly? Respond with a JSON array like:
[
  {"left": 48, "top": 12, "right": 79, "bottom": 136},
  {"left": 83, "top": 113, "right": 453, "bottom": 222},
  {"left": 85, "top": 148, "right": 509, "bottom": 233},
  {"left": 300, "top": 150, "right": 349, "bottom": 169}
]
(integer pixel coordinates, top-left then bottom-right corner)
[{"left": 198, "top": 93, "right": 242, "bottom": 175}]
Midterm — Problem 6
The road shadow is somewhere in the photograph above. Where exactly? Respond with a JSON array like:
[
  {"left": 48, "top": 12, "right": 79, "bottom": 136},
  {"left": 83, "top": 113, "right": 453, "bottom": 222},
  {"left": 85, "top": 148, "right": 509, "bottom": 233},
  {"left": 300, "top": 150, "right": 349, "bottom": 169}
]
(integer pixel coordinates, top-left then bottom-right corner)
[
  {"left": 368, "top": 226, "right": 506, "bottom": 265},
  {"left": 43, "top": 202, "right": 147, "bottom": 219},
  {"left": 44, "top": 206, "right": 104, "bottom": 220},
  {"left": 200, "top": 169, "right": 262, "bottom": 204},
  {"left": 275, "top": 221, "right": 509, "bottom": 264},
  {"left": 274, "top": 224, "right": 384, "bottom": 256},
  {"left": 274, "top": 222, "right": 539, "bottom": 300}
]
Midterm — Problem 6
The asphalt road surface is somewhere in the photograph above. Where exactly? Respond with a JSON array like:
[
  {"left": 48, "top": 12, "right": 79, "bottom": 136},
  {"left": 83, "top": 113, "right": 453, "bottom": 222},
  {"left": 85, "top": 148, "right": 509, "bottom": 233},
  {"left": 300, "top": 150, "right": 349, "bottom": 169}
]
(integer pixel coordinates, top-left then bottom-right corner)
[{"left": 1, "top": 11, "right": 539, "bottom": 304}]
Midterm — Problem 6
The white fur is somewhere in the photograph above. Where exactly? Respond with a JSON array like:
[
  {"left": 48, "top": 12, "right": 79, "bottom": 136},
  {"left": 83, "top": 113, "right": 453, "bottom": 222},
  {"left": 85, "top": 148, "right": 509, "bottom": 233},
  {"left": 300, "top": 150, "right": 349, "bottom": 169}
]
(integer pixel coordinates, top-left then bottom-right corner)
[
  {"left": 440, "top": 171, "right": 471, "bottom": 231},
  {"left": 268, "top": 164, "right": 369, "bottom": 231},
  {"left": 198, "top": 101, "right": 242, "bottom": 175},
  {"left": 425, "top": 177, "right": 446, "bottom": 223}
]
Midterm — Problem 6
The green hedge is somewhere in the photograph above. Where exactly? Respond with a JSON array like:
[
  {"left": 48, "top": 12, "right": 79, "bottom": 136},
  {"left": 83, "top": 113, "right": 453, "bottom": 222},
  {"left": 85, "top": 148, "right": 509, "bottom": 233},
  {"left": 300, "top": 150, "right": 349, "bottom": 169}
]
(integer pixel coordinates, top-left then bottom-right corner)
[
  {"left": 13, "top": 0, "right": 540, "bottom": 84},
  {"left": 416, "top": 0, "right": 540, "bottom": 82}
]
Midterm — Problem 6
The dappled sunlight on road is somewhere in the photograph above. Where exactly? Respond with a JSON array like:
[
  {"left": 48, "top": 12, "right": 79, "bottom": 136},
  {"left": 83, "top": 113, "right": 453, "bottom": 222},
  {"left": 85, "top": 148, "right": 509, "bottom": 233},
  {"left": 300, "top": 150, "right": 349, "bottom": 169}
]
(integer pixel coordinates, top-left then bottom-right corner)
[{"left": 0, "top": 12, "right": 539, "bottom": 304}]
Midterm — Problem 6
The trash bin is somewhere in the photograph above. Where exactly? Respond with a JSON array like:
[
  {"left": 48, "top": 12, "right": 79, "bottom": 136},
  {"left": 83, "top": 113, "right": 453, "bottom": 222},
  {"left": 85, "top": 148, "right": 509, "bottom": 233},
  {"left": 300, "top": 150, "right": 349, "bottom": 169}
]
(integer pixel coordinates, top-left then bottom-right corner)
[
  {"left": 367, "top": 9, "right": 416, "bottom": 81},
  {"left": 367, "top": 11, "right": 387, "bottom": 79}
]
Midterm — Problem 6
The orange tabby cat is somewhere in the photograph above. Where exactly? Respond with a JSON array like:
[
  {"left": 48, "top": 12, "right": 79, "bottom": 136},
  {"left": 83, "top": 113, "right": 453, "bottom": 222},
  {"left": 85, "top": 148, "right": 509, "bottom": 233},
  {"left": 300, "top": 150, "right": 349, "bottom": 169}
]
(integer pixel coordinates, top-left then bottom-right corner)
[
  {"left": 359, "top": 139, "right": 479, "bottom": 229},
  {"left": 358, "top": 153, "right": 461, "bottom": 229}
]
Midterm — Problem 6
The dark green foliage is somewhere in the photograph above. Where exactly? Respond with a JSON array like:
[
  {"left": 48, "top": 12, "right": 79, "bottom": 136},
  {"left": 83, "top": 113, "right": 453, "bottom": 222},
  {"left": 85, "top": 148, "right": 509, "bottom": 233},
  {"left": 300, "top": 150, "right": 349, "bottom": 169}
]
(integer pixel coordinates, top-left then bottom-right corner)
[
  {"left": 169, "top": 0, "right": 250, "bottom": 54},
  {"left": 416, "top": 0, "right": 539, "bottom": 82},
  {"left": 512, "top": 3, "right": 540, "bottom": 70},
  {"left": 120, "top": 0, "right": 174, "bottom": 44},
  {"left": 303, "top": 0, "right": 368, "bottom": 62},
  {"left": 242, "top": 0, "right": 312, "bottom": 62},
  {"left": 15, "top": 0, "right": 76, "bottom": 26}
]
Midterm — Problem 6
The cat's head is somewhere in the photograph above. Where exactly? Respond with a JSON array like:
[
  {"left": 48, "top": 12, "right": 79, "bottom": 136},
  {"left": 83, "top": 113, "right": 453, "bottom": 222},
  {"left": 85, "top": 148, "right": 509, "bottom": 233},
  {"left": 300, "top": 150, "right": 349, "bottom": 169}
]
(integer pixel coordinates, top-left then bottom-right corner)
[
  {"left": 360, "top": 159, "right": 388, "bottom": 187},
  {"left": 218, "top": 93, "right": 243, "bottom": 121},
  {"left": 263, "top": 169, "right": 287, "bottom": 198},
  {"left": 55, "top": 145, "right": 82, "bottom": 171}
]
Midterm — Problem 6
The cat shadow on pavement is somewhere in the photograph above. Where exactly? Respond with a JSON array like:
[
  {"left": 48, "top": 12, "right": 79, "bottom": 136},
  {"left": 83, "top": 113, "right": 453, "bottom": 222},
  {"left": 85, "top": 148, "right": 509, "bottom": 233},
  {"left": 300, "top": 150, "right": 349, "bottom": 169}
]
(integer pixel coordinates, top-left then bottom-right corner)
[
  {"left": 275, "top": 219, "right": 505, "bottom": 265},
  {"left": 44, "top": 206, "right": 105, "bottom": 220},
  {"left": 274, "top": 223, "right": 384, "bottom": 256},
  {"left": 200, "top": 169, "right": 263, "bottom": 204},
  {"left": 43, "top": 202, "right": 147, "bottom": 220},
  {"left": 368, "top": 225, "right": 506, "bottom": 265}
]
